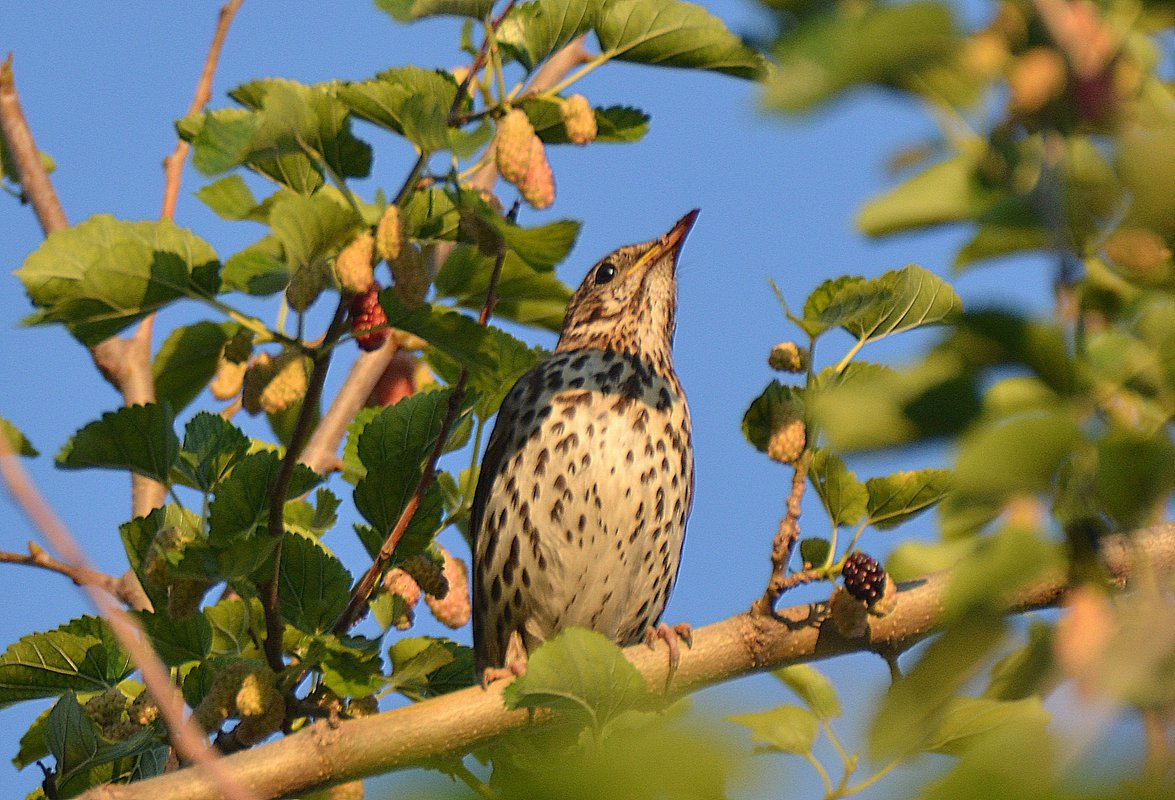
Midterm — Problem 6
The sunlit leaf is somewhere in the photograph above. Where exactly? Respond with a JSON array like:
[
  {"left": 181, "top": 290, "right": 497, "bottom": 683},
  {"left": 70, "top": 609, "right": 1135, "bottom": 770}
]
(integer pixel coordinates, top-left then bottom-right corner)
[
  {"left": 728, "top": 705, "right": 818, "bottom": 753},
  {"left": 0, "top": 417, "right": 37, "bottom": 457},
  {"left": 865, "top": 469, "right": 952, "bottom": 530},
  {"left": 808, "top": 449, "right": 867, "bottom": 526},
  {"left": 773, "top": 664, "right": 841, "bottom": 719},
  {"left": 0, "top": 617, "right": 132, "bottom": 708},
  {"left": 498, "top": 0, "right": 597, "bottom": 71},
  {"left": 375, "top": 0, "right": 494, "bottom": 21}
]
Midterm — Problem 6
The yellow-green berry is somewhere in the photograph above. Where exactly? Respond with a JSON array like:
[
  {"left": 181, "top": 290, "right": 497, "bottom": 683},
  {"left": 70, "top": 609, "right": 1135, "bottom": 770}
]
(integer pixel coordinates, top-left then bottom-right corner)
[
  {"left": 495, "top": 109, "right": 535, "bottom": 185},
  {"left": 376, "top": 205, "right": 403, "bottom": 263},
  {"left": 519, "top": 136, "right": 555, "bottom": 210},
  {"left": 334, "top": 232, "right": 376, "bottom": 295},
  {"left": 768, "top": 342, "right": 807, "bottom": 373},
  {"left": 561, "top": 94, "right": 597, "bottom": 145},
  {"left": 259, "top": 351, "right": 309, "bottom": 415}
]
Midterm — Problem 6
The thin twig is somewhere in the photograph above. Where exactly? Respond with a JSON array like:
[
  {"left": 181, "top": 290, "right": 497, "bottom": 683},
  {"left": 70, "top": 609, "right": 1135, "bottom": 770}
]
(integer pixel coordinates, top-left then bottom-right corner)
[
  {"left": 0, "top": 55, "right": 67, "bottom": 231},
  {"left": 333, "top": 231, "right": 512, "bottom": 634},
  {"left": 261, "top": 296, "right": 353, "bottom": 672},
  {"left": 753, "top": 448, "right": 814, "bottom": 616},
  {"left": 0, "top": 443, "right": 258, "bottom": 800},
  {"left": 0, "top": 544, "right": 146, "bottom": 608},
  {"left": 160, "top": 0, "right": 244, "bottom": 220}
]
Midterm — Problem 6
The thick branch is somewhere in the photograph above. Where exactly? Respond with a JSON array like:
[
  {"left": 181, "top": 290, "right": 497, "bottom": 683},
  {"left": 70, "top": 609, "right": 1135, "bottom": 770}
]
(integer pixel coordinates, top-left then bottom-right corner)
[{"left": 88, "top": 524, "right": 1175, "bottom": 800}]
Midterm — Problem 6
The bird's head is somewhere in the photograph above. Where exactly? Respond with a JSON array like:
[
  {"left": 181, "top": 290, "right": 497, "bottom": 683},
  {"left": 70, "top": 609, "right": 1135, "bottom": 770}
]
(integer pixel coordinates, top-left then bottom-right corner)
[{"left": 555, "top": 209, "right": 699, "bottom": 367}]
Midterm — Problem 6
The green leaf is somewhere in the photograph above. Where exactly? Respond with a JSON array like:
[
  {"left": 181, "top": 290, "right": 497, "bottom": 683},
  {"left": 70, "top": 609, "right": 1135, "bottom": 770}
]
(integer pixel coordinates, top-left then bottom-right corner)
[
  {"left": 0, "top": 617, "right": 132, "bottom": 709},
  {"left": 336, "top": 67, "right": 460, "bottom": 151},
  {"left": 741, "top": 380, "right": 802, "bottom": 452},
  {"left": 953, "top": 411, "right": 1080, "bottom": 499},
  {"left": 119, "top": 505, "right": 204, "bottom": 611},
  {"left": 173, "top": 412, "right": 252, "bottom": 493},
  {"left": 801, "top": 275, "right": 863, "bottom": 337},
  {"left": 352, "top": 391, "right": 456, "bottom": 553},
  {"left": 140, "top": 610, "right": 212, "bottom": 666},
  {"left": 885, "top": 538, "right": 975, "bottom": 583},
  {"left": 0, "top": 417, "right": 38, "bottom": 457},
  {"left": 798, "top": 537, "right": 831, "bottom": 569},
  {"left": 865, "top": 469, "right": 952, "bottom": 530},
  {"left": 924, "top": 696, "right": 1050, "bottom": 756},
  {"left": 765, "top": 2, "right": 960, "bottom": 112},
  {"left": 434, "top": 245, "right": 571, "bottom": 332},
  {"left": 208, "top": 450, "right": 323, "bottom": 546},
  {"left": 493, "top": 217, "right": 581, "bottom": 272},
  {"left": 818, "top": 265, "right": 962, "bottom": 344},
  {"left": 375, "top": 0, "right": 494, "bottom": 21},
  {"left": 869, "top": 615, "right": 1006, "bottom": 759},
  {"left": 858, "top": 152, "right": 994, "bottom": 238},
  {"left": 269, "top": 191, "right": 362, "bottom": 279},
  {"left": 204, "top": 597, "right": 266, "bottom": 657},
  {"left": 45, "top": 691, "right": 163, "bottom": 797},
  {"left": 773, "top": 665, "right": 841, "bottom": 720},
  {"left": 594, "top": 0, "right": 767, "bottom": 79},
  {"left": 1094, "top": 430, "right": 1175, "bottom": 529},
  {"left": 284, "top": 488, "right": 341, "bottom": 538},
  {"left": 194, "top": 175, "right": 265, "bottom": 221},
  {"left": 945, "top": 526, "right": 1064, "bottom": 619},
  {"left": 278, "top": 534, "right": 352, "bottom": 634},
  {"left": 317, "top": 635, "right": 386, "bottom": 697},
  {"left": 953, "top": 196, "right": 1050, "bottom": 270},
  {"left": 13, "top": 704, "right": 54, "bottom": 769},
  {"left": 387, "top": 637, "right": 475, "bottom": 697},
  {"left": 503, "top": 628, "right": 650, "bottom": 728},
  {"left": 522, "top": 99, "right": 650, "bottom": 144},
  {"left": 57, "top": 404, "right": 179, "bottom": 484},
  {"left": 221, "top": 235, "right": 289, "bottom": 296},
  {"left": 984, "top": 622, "right": 1057, "bottom": 701},
  {"left": 16, "top": 215, "right": 220, "bottom": 346},
  {"left": 728, "top": 705, "right": 819, "bottom": 754},
  {"left": 152, "top": 321, "right": 236, "bottom": 413},
  {"left": 498, "top": 0, "right": 598, "bottom": 71},
  {"left": 808, "top": 449, "right": 868, "bottom": 526}
]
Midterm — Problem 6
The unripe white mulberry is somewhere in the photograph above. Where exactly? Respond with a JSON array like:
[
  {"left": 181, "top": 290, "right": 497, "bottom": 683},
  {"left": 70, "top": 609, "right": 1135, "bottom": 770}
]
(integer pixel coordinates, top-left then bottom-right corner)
[
  {"left": 334, "top": 232, "right": 376, "bottom": 295},
  {"left": 389, "top": 244, "right": 429, "bottom": 309},
  {"left": 259, "top": 351, "right": 309, "bottom": 415},
  {"left": 767, "top": 342, "right": 808, "bottom": 373},
  {"left": 209, "top": 358, "right": 247, "bottom": 401},
  {"left": 519, "top": 136, "right": 555, "bottom": 210},
  {"left": 561, "top": 94, "right": 597, "bottom": 145},
  {"left": 495, "top": 109, "right": 535, "bottom": 185},
  {"left": 767, "top": 418, "right": 806, "bottom": 465},
  {"left": 376, "top": 205, "right": 403, "bottom": 263}
]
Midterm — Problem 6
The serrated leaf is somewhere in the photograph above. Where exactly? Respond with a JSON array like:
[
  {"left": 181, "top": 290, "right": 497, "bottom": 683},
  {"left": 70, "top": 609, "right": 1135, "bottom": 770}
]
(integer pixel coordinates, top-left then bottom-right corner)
[
  {"left": 765, "top": 2, "right": 960, "bottom": 112},
  {"left": 523, "top": 99, "right": 650, "bottom": 144},
  {"left": 818, "top": 265, "right": 962, "bottom": 344},
  {"left": 140, "top": 610, "right": 212, "bottom": 666},
  {"left": 808, "top": 449, "right": 867, "bottom": 526},
  {"left": 14, "top": 704, "right": 54, "bottom": 769},
  {"left": 353, "top": 392, "right": 456, "bottom": 554},
  {"left": 498, "top": 0, "right": 598, "bottom": 71},
  {"left": 741, "top": 380, "right": 802, "bottom": 452},
  {"left": 194, "top": 175, "right": 264, "bottom": 221},
  {"left": 336, "top": 67, "right": 460, "bottom": 151},
  {"left": 318, "top": 635, "right": 386, "bottom": 697},
  {"left": 284, "top": 488, "right": 341, "bottom": 538},
  {"left": 0, "top": 417, "right": 38, "bottom": 457},
  {"left": 152, "top": 321, "right": 236, "bottom": 413},
  {"left": 269, "top": 191, "right": 362, "bottom": 279},
  {"left": 16, "top": 215, "right": 220, "bottom": 345},
  {"left": 118, "top": 505, "right": 204, "bottom": 611},
  {"left": 773, "top": 665, "right": 841, "bottom": 720},
  {"left": 503, "top": 628, "right": 650, "bottom": 728},
  {"left": 801, "top": 275, "right": 865, "bottom": 337},
  {"left": 728, "top": 705, "right": 818, "bottom": 754},
  {"left": 208, "top": 450, "right": 323, "bottom": 546},
  {"left": 594, "top": 0, "right": 767, "bottom": 79},
  {"left": 492, "top": 217, "right": 581, "bottom": 272},
  {"left": 387, "top": 637, "right": 475, "bottom": 698},
  {"left": 172, "top": 412, "right": 252, "bottom": 493},
  {"left": 279, "top": 533, "right": 352, "bottom": 634},
  {"left": 924, "top": 696, "right": 1050, "bottom": 756},
  {"left": 865, "top": 469, "right": 952, "bottom": 530},
  {"left": 0, "top": 617, "right": 132, "bottom": 709},
  {"left": 221, "top": 235, "right": 289, "bottom": 295},
  {"left": 57, "top": 404, "right": 179, "bottom": 484},
  {"left": 375, "top": 0, "right": 494, "bottom": 21},
  {"left": 434, "top": 245, "right": 572, "bottom": 332}
]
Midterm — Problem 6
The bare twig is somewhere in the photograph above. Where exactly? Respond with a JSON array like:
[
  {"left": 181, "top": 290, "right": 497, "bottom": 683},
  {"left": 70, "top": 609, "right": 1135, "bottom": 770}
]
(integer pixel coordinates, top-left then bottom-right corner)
[
  {"left": 0, "top": 444, "right": 258, "bottom": 800},
  {"left": 0, "top": 54, "right": 67, "bottom": 231},
  {"left": 161, "top": 0, "right": 244, "bottom": 220},
  {"left": 752, "top": 448, "right": 814, "bottom": 616},
  {"left": 0, "top": 543, "right": 147, "bottom": 608},
  {"left": 86, "top": 523, "right": 1175, "bottom": 800}
]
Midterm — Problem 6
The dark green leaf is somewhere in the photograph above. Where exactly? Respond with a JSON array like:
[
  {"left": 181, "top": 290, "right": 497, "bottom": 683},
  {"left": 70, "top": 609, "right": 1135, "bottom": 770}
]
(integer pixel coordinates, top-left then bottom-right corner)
[
  {"left": 173, "top": 412, "right": 252, "bottom": 493},
  {"left": 119, "top": 505, "right": 204, "bottom": 611},
  {"left": 204, "top": 597, "right": 266, "bottom": 657},
  {"left": 0, "top": 617, "right": 132, "bottom": 709},
  {"left": 728, "top": 705, "right": 818, "bottom": 753},
  {"left": 773, "top": 665, "right": 841, "bottom": 719},
  {"left": 798, "top": 537, "right": 831, "bottom": 569},
  {"left": 387, "top": 637, "right": 475, "bottom": 697},
  {"left": 984, "top": 622, "right": 1058, "bottom": 701},
  {"left": 865, "top": 469, "right": 952, "bottom": 530},
  {"left": 45, "top": 691, "right": 163, "bottom": 797},
  {"left": 818, "top": 265, "right": 962, "bottom": 344},
  {"left": 279, "top": 534, "right": 352, "bottom": 634},
  {"left": 954, "top": 196, "right": 1050, "bottom": 270},
  {"left": 741, "top": 380, "right": 802, "bottom": 452},
  {"left": 375, "top": 0, "right": 494, "bottom": 21},
  {"left": 1095, "top": 430, "right": 1175, "bottom": 529},
  {"left": 152, "top": 321, "right": 236, "bottom": 413},
  {"left": 503, "top": 628, "right": 650, "bottom": 728},
  {"left": 808, "top": 449, "right": 867, "bottom": 526},
  {"left": 57, "top": 404, "right": 179, "bottom": 483},
  {"left": 945, "top": 526, "right": 1064, "bottom": 619},
  {"left": 13, "top": 704, "right": 53, "bottom": 769},
  {"left": 208, "top": 449, "right": 323, "bottom": 545},
  {"left": 594, "top": 0, "right": 767, "bottom": 79},
  {"left": 140, "top": 610, "right": 212, "bottom": 666},
  {"left": 801, "top": 275, "right": 864, "bottom": 337},
  {"left": 16, "top": 215, "right": 220, "bottom": 345},
  {"left": 0, "top": 417, "right": 38, "bottom": 457}
]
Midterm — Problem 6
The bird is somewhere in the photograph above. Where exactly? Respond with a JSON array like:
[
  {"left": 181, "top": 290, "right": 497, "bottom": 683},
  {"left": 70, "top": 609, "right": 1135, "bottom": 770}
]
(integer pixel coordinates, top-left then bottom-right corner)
[{"left": 471, "top": 209, "right": 699, "bottom": 681}]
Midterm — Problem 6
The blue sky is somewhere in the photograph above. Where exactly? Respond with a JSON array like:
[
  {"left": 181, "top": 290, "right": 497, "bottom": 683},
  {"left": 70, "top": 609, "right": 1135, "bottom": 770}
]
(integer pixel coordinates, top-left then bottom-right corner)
[{"left": 1, "top": 1, "right": 1066, "bottom": 797}]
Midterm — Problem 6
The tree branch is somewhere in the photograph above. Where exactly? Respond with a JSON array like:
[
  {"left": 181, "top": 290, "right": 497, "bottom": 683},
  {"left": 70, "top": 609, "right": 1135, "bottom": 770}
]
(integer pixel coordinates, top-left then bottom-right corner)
[
  {"left": 752, "top": 448, "right": 813, "bottom": 615},
  {"left": 0, "top": 543, "right": 147, "bottom": 609},
  {"left": 86, "top": 523, "right": 1175, "bottom": 800}
]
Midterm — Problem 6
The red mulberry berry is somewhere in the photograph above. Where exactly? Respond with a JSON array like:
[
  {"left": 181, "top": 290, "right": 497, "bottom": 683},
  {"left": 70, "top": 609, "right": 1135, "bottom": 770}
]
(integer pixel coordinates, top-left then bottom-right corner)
[{"left": 350, "top": 283, "right": 390, "bottom": 352}]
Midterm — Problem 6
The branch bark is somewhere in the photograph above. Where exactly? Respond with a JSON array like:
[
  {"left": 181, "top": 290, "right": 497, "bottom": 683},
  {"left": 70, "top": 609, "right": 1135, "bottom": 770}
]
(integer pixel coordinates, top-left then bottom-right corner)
[
  {"left": 85, "top": 523, "right": 1175, "bottom": 800},
  {"left": 0, "top": 543, "right": 147, "bottom": 609}
]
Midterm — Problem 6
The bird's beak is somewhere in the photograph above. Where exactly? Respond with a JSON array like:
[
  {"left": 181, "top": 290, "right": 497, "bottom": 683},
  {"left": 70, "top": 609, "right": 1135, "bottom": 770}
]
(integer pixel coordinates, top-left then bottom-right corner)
[{"left": 627, "top": 209, "right": 700, "bottom": 276}]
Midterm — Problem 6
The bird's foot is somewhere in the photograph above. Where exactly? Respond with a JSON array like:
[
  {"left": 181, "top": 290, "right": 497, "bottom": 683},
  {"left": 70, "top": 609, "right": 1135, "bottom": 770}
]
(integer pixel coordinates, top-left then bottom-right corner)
[
  {"left": 480, "top": 660, "right": 526, "bottom": 686},
  {"left": 644, "top": 622, "right": 693, "bottom": 694}
]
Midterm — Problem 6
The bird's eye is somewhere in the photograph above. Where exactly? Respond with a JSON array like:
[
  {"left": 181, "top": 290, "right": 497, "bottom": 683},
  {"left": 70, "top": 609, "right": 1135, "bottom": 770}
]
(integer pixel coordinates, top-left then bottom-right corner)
[{"left": 594, "top": 262, "right": 617, "bottom": 284}]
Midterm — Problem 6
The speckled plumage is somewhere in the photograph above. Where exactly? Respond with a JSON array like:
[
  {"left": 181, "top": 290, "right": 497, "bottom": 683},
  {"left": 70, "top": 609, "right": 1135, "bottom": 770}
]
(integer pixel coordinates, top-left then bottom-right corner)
[{"left": 471, "top": 211, "right": 699, "bottom": 675}]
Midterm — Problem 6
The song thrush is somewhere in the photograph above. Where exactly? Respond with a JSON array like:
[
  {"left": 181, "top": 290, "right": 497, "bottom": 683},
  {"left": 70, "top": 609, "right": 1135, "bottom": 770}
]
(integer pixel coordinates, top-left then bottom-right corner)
[{"left": 471, "top": 210, "right": 699, "bottom": 678}]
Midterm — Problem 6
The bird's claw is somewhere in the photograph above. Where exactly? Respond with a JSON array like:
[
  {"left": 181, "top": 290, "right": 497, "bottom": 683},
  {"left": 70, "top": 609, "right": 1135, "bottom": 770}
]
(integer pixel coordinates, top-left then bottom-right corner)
[{"left": 645, "top": 622, "right": 693, "bottom": 695}]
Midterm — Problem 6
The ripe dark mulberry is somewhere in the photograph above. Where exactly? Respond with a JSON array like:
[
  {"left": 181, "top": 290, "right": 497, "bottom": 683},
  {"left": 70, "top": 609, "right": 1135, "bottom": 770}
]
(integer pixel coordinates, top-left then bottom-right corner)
[
  {"left": 842, "top": 551, "right": 887, "bottom": 606},
  {"left": 350, "top": 283, "right": 389, "bottom": 352}
]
